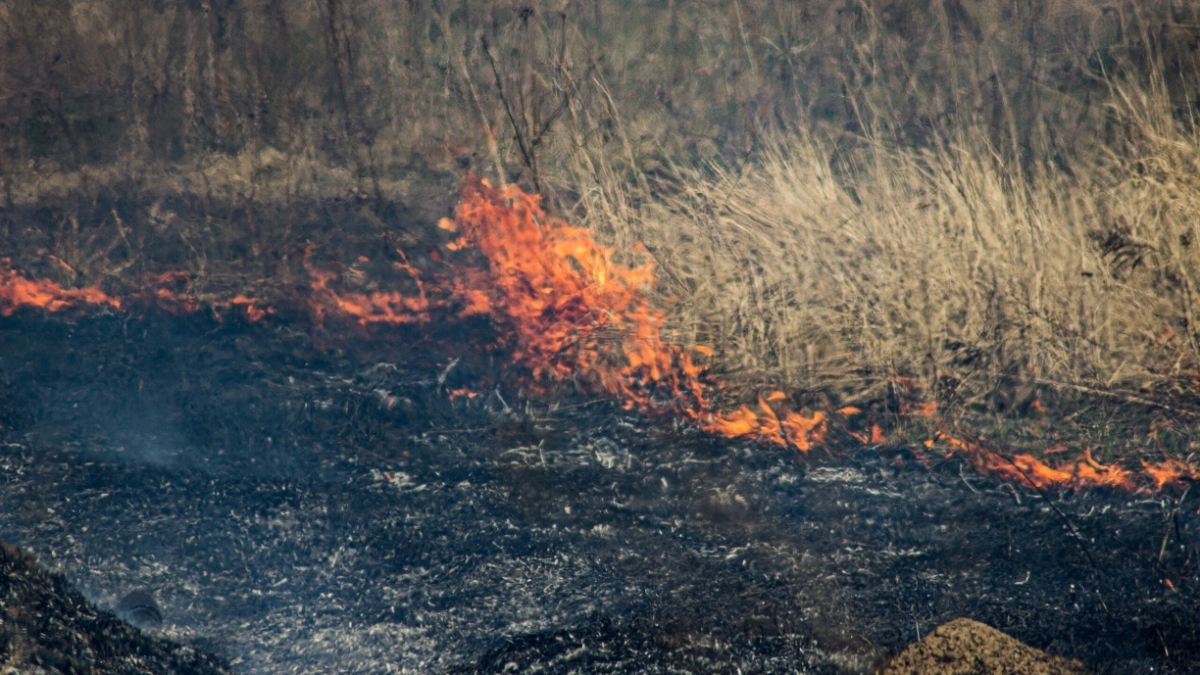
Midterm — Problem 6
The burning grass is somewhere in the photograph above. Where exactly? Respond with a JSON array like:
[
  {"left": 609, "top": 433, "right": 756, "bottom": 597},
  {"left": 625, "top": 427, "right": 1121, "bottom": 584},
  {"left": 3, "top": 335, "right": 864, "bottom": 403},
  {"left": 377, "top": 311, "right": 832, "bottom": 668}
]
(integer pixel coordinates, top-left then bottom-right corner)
[
  {"left": 0, "top": 263, "right": 121, "bottom": 315},
  {"left": 5, "top": 171, "right": 1199, "bottom": 493},
  {"left": 441, "top": 176, "right": 840, "bottom": 454},
  {"left": 0, "top": 261, "right": 268, "bottom": 322}
]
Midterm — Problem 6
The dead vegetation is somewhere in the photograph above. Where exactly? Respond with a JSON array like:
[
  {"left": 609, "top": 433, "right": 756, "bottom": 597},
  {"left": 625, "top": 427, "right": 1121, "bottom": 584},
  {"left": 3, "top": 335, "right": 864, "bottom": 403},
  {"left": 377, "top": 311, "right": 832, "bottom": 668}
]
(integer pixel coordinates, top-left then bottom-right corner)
[
  {"left": 596, "top": 87, "right": 1200, "bottom": 414},
  {"left": 557, "top": 1, "right": 1200, "bottom": 433}
]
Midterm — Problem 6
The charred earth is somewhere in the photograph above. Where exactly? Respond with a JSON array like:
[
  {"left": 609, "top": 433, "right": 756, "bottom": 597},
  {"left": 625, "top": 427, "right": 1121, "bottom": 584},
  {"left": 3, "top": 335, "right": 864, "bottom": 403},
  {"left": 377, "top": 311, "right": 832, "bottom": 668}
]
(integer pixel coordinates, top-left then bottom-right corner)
[
  {"left": 0, "top": 310, "right": 1197, "bottom": 674},
  {"left": 0, "top": 537, "right": 232, "bottom": 675}
]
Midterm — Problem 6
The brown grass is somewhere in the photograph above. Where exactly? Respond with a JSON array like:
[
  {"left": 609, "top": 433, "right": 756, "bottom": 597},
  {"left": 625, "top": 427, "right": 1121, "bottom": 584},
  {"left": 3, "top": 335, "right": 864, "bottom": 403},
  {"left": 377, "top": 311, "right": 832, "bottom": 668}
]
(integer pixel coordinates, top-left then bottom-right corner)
[
  {"left": 584, "top": 111, "right": 1200, "bottom": 409},
  {"left": 555, "top": 3, "right": 1200, "bottom": 421}
]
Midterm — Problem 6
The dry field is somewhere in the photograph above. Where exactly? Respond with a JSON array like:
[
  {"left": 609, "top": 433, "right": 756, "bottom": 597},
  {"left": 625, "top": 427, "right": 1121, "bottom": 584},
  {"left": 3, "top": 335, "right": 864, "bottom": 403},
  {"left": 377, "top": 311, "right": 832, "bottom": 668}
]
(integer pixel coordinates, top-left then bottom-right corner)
[{"left": 4, "top": 0, "right": 1200, "bottom": 459}]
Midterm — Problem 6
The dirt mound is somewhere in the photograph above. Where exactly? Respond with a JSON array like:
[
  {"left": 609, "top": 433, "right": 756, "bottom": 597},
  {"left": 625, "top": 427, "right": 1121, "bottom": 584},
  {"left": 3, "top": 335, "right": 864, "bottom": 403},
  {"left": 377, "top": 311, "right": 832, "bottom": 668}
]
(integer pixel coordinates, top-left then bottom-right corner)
[
  {"left": 883, "top": 618, "right": 1087, "bottom": 675},
  {"left": 0, "top": 539, "right": 232, "bottom": 675}
]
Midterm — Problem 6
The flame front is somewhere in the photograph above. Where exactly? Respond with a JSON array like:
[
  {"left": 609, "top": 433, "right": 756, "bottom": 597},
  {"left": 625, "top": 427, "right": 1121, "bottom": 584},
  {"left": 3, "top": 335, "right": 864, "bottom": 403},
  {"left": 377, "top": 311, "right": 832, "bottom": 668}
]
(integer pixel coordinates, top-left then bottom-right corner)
[
  {"left": 935, "top": 431, "right": 1197, "bottom": 491},
  {"left": 443, "top": 177, "right": 707, "bottom": 410},
  {"left": 0, "top": 263, "right": 122, "bottom": 316},
  {"left": 4, "top": 179, "right": 1200, "bottom": 494},
  {"left": 0, "top": 262, "right": 265, "bottom": 322},
  {"left": 439, "top": 177, "right": 1198, "bottom": 491}
]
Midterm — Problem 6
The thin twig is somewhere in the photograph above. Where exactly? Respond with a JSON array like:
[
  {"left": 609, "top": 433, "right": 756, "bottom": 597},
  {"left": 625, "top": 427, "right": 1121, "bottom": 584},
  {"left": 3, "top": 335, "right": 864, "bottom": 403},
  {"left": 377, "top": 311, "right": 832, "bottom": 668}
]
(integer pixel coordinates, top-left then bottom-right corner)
[
  {"left": 1159, "top": 483, "right": 1191, "bottom": 562},
  {"left": 481, "top": 35, "right": 536, "bottom": 186}
]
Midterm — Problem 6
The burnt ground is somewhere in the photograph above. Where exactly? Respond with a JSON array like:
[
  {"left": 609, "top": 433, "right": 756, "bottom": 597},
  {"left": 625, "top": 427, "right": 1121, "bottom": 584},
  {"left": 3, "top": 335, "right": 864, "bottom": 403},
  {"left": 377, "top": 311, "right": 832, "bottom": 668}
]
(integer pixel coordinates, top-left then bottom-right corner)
[
  {"left": 0, "top": 311, "right": 1197, "bottom": 674},
  {"left": 0, "top": 537, "right": 235, "bottom": 675}
]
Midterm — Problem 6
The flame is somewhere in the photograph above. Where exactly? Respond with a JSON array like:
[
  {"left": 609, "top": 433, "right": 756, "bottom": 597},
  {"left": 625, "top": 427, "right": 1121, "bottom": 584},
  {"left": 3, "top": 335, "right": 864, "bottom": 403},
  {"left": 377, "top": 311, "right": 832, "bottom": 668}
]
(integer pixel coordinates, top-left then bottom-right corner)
[
  {"left": 852, "top": 425, "right": 887, "bottom": 445},
  {"left": 133, "top": 272, "right": 270, "bottom": 322},
  {"left": 304, "top": 245, "right": 432, "bottom": 327},
  {"left": 227, "top": 295, "right": 268, "bottom": 322},
  {"left": 307, "top": 267, "right": 430, "bottom": 327},
  {"left": 781, "top": 410, "right": 828, "bottom": 453},
  {"left": 698, "top": 401, "right": 827, "bottom": 453},
  {"left": 1141, "top": 457, "right": 1200, "bottom": 491},
  {"left": 425, "top": 176, "right": 845, "bottom": 457},
  {"left": 704, "top": 405, "right": 762, "bottom": 438},
  {"left": 0, "top": 262, "right": 121, "bottom": 315},
  {"left": 439, "top": 176, "right": 840, "bottom": 455},
  {"left": 443, "top": 176, "right": 708, "bottom": 409},
  {"left": 929, "top": 430, "right": 1198, "bottom": 492},
  {"left": 0, "top": 262, "right": 267, "bottom": 322}
]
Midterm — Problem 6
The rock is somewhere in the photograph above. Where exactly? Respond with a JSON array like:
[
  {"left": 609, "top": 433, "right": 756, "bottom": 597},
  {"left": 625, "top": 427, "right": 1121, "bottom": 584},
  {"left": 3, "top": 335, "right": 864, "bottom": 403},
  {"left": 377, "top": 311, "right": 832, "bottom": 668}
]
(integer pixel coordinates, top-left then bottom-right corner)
[
  {"left": 0, "top": 539, "right": 233, "bottom": 675},
  {"left": 116, "top": 590, "right": 164, "bottom": 627},
  {"left": 883, "top": 618, "right": 1088, "bottom": 675}
]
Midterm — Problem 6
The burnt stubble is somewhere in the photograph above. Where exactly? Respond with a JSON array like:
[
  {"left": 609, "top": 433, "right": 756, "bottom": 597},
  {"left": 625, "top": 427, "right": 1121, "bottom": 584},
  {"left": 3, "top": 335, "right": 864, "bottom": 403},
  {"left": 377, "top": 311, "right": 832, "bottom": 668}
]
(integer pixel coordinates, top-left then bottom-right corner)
[{"left": 0, "top": 312, "right": 1197, "bottom": 674}]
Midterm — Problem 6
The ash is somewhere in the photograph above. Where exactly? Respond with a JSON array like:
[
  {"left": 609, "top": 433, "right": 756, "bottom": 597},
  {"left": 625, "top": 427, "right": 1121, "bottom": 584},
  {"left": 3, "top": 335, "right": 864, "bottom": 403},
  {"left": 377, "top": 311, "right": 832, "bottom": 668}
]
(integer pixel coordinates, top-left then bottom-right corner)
[{"left": 0, "top": 314, "right": 1197, "bottom": 674}]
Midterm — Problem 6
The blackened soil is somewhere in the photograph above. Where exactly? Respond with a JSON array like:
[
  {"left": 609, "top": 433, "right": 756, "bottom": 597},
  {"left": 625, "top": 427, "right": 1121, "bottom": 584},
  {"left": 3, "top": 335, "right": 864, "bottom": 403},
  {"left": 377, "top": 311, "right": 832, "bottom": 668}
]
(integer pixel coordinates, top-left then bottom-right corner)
[
  {"left": 0, "top": 312, "right": 1197, "bottom": 674},
  {"left": 0, "top": 539, "right": 234, "bottom": 674}
]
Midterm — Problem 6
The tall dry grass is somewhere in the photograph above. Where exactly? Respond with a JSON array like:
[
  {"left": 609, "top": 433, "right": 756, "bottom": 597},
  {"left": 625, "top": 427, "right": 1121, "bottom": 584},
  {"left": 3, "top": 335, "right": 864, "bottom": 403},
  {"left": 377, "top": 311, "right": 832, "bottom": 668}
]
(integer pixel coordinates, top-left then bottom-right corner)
[
  {"left": 508, "top": 1, "right": 1200, "bottom": 416},
  {"left": 569, "top": 71, "right": 1200, "bottom": 413}
]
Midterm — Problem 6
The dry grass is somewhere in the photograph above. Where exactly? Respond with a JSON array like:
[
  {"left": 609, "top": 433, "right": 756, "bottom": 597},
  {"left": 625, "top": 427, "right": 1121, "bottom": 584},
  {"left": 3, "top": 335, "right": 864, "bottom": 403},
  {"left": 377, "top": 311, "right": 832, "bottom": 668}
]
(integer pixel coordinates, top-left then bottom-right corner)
[
  {"left": 571, "top": 72, "right": 1200, "bottom": 416},
  {"left": 514, "top": 1, "right": 1200, "bottom": 422},
  {"left": 8, "top": 0, "right": 1193, "bottom": 207}
]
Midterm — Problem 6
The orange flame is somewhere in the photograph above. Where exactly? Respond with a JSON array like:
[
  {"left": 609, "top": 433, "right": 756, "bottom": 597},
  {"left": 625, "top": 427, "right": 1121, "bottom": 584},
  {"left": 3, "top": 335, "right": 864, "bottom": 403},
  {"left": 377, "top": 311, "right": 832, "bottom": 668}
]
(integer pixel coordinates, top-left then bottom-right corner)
[
  {"left": 307, "top": 267, "right": 431, "bottom": 327},
  {"left": 444, "top": 177, "right": 706, "bottom": 406},
  {"left": 782, "top": 410, "right": 828, "bottom": 453},
  {"left": 851, "top": 425, "right": 887, "bottom": 445},
  {"left": 132, "top": 272, "right": 270, "bottom": 322},
  {"left": 439, "top": 176, "right": 838, "bottom": 454},
  {"left": 931, "top": 430, "right": 1196, "bottom": 492},
  {"left": 0, "top": 262, "right": 267, "bottom": 322},
  {"left": 1141, "top": 456, "right": 1200, "bottom": 492},
  {"left": 0, "top": 263, "right": 121, "bottom": 315},
  {"left": 304, "top": 244, "right": 433, "bottom": 327}
]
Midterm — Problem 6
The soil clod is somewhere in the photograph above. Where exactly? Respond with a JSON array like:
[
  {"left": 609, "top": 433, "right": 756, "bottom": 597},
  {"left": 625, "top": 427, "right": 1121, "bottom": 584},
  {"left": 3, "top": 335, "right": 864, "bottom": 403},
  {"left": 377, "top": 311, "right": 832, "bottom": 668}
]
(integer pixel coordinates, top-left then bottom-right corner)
[{"left": 884, "top": 618, "right": 1088, "bottom": 675}]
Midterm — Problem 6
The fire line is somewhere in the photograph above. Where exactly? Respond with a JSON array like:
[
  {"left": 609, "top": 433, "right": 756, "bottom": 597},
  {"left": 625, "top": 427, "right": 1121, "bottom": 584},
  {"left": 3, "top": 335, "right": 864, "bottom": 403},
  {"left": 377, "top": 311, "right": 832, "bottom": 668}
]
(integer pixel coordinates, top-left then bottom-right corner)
[{"left": 2, "top": 176, "right": 1198, "bottom": 493}]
